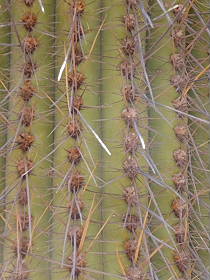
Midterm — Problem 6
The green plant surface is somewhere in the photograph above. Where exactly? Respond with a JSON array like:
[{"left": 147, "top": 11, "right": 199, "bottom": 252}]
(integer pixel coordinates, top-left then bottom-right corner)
[
  {"left": 0, "top": 1, "right": 210, "bottom": 280},
  {"left": 188, "top": 1, "right": 210, "bottom": 277},
  {"left": 146, "top": 1, "right": 183, "bottom": 278},
  {"left": 98, "top": 1, "right": 131, "bottom": 278},
  {"left": 52, "top": 1, "right": 103, "bottom": 279},
  {"left": 100, "top": 1, "right": 150, "bottom": 279},
  {"left": 4, "top": 1, "right": 55, "bottom": 279}
]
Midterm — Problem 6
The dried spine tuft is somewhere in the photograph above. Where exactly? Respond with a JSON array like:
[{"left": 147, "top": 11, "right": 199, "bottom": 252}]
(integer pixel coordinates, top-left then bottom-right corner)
[
  {"left": 126, "top": 266, "right": 145, "bottom": 280},
  {"left": 174, "top": 125, "right": 189, "bottom": 142},
  {"left": 172, "top": 172, "right": 187, "bottom": 192},
  {"left": 172, "top": 198, "right": 187, "bottom": 218},
  {"left": 173, "top": 149, "right": 188, "bottom": 169},
  {"left": 171, "top": 53, "right": 185, "bottom": 71},
  {"left": 68, "top": 71, "right": 85, "bottom": 91},
  {"left": 174, "top": 250, "right": 192, "bottom": 273},
  {"left": 121, "top": 107, "right": 138, "bottom": 127},
  {"left": 17, "top": 133, "right": 34, "bottom": 152},
  {"left": 24, "top": 0, "right": 35, "bottom": 6},
  {"left": 66, "top": 254, "right": 86, "bottom": 277},
  {"left": 67, "top": 119, "right": 82, "bottom": 139},
  {"left": 124, "top": 132, "right": 138, "bottom": 153},
  {"left": 122, "top": 85, "right": 136, "bottom": 103},
  {"left": 174, "top": 223, "right": 187, "bottom": 244},
  {"left": 18, "top": 188, "right": 28, "bottom": 206},
  {"left": 14, "top": 236, "right": 30, "bottom": 258},
  {"left": 71, "top": 0, "right": 85, "bottom": 15},
  {"left": 123, "top": 186, "right": 138, "bottom": 206},
  {"left": 124, "top": 239, "right": 139, "bottom": 261},
  {"left": 67, "top": 170, "right": 85, "bottom": 193},
  {"left": 19, "top": 213, "right": 32, "bottom": 232},
  {"left": 21, "top": 12, "right": 37, "bottom": 31},
  {"left": 71, "top": 95, "right": 83, "bottom": 113},
  {"left": 68, "top": 226, "right": 83, "bottom": 247},
  {"left": 17, "top": 159, "right": 33, "bottom": 177},
  {"left": 123, "top": 214, "right": 139, "bottom": 232},
  {"left": 20, "top": 106, "right": 35, "bottom": 127},
  {"left": 23, "top": 36, "right": 38, "bottom": 54},
  {"left": 23, "top": 61, "right": 37, "bottom": 78},
  {"left": 67, "top": 146, "right": 81, "bottom": 165},
  {"left": 123, "top": 157, "right": 139, "bottom": 179},
  {"left": 120, "top": 60, "right": 136, "bottom": 79},
  {"left": 20, "top": 80, "right": 36, "bottom": 102},
  {"left": 68, "top": 198, "right": 84, "bottom": 219},
  {"left": 122, "top": 36, "right": 136, "bottom": 56},
  {"left": 123, "top": 14, "right": 135, "bottom": 32}
]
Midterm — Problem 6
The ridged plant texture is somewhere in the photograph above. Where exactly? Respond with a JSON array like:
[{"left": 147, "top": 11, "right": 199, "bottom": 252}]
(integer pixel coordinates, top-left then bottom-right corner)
[{"left": 0, "top": 1, "right": 209, "bottom": 280}]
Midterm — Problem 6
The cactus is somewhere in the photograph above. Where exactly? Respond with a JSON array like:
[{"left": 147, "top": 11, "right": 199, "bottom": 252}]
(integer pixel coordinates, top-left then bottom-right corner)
[
  {"left": 0, "top": 1, "right": 209, "bottom": 280},
  {"left": 188, "top": 1, "right": 210, "bottom": 277},
  {"left": 147, "top": 2, "right": 183, "bottom": 278}
]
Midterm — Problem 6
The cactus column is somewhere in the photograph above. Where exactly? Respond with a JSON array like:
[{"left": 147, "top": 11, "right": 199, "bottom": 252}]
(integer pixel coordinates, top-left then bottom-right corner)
[
  {"left": 52, "top": 0, "right": 102, "bottom": 279},
  {"left": 4, "top": 1, "right": 55, "bottom": 279},
  {"left": 146, "top": 1, "right": 182, "bottom": 278},
  {"left": 188, "top": 1, "right": 210, "bottom": 277},
  {"left": 101, "top": 1, "right": 150, "bottom": 279}
]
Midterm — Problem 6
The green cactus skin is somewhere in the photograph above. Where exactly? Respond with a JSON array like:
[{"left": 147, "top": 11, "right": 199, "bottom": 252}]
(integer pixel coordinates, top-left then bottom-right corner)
[
  {"left": 0, "top": 1, "right": 210, "bottom": 280},
  {"left": 4, "top": 1, "right": 55, "bottom": 279},
  {"left": 79, "top": 1, "right": 105, "bottom": 277},
  {"left": 100, "top": 1, "right": 150, "bottom": 279},
  {"left": 146, "top": 1, "right": 182, "bottom": 278},
  {"left": 52, "top": 1, "right": 103, "bottom": 279},
  {"left": 188, "top": 1, "right": 210, "bottom": 277},
  {"left": 97, "top": 1, "right": 131, "bottom": 279}
]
